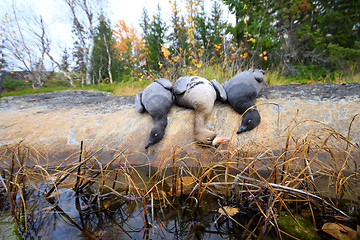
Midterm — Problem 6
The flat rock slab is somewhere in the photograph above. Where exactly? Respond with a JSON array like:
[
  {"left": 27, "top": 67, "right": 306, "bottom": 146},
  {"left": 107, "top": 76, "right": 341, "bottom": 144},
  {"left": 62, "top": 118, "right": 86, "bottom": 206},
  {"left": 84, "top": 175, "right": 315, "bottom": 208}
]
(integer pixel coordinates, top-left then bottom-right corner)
[{"left": 0, "top": 83, "right": 359, "bottom": 167}]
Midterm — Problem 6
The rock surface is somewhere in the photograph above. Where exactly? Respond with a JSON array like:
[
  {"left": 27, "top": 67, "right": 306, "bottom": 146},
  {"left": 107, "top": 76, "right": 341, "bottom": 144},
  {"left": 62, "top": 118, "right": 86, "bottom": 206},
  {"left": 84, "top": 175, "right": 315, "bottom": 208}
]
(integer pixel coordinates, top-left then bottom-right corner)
[{"left": 0, "top": 83, "right": 359, "bottom": 166}]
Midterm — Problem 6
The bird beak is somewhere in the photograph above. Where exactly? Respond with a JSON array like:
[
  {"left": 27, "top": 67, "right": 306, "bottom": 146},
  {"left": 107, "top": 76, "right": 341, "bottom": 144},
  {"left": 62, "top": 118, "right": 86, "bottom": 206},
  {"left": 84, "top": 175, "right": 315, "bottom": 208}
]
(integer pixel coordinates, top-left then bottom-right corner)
[
  {"left": 237, "top": 126, "right": 247, "bottom": 134},
  {"left": 145, "top": 141, "right": 151, "bottom": 149},
  {"left": 212, "top": 136, "right": 231, "bottom": 145}
]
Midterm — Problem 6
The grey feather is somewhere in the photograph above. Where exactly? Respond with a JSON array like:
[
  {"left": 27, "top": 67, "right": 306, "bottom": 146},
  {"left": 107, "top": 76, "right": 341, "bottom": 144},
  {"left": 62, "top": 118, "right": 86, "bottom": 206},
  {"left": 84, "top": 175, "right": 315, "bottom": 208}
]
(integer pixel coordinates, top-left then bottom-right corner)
[
  {"left": 224, "top": 69, "right": 266, "bottom": 96},
  {"left": 173, "top": 76, "right": 190, "bottom": 95},
  {"left": 210, "top": 79, "right": 227, "bottom": 102},
  {"left": 155, "top": 78, "right": 173, "bottom": 90},
  {"left": 223, "top": 69, "right": 266, "bottom": 133},
  {"left": 135, "top": 91, "right": 145, "bottom": 113},
  {"left": 135, "top": 79, "right": 173, "bottom": 148}
]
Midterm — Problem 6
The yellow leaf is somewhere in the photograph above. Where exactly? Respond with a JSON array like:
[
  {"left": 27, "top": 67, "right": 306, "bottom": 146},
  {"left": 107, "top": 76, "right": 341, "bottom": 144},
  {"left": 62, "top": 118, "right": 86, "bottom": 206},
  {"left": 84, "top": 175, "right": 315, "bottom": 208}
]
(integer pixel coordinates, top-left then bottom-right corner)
[
  {"left": 247, "top": 38, "right": 256, "bottom": 43},
  {"left": 244, "top": 4, "right": 247, "bottom": 9},
  {"left": 158, "top": 62, "right": 163, "bottom": 69},
  {"left": 264, "top": 56, "right": 268, "bottom": 61},
  {"left": 161, "top": 45, "right": 170, "bottom": 58},
  {"left": 263, "top": 51, "right": 267, "bottom": 55},
  {"left": 243, "top": 52, "right": 248, "bottom": 58},
  {"left": 218, "top": 206, "right": 240, "bottom": 217},
  {"left": 181, "top": 176, "right": 195, "bottom": 186},
  {"left": 244, "top": 18, "right": 247, "bottom": 24}
]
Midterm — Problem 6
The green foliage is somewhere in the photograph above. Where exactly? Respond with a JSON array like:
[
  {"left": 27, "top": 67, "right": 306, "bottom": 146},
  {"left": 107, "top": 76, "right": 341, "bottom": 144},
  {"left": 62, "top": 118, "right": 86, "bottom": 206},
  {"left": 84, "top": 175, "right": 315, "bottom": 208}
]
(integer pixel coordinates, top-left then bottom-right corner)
[
  {"left": 3, "top": 76, "right": 26, "bottom": 91},
  {"left": 222, "top": 0, "right": 278, "bottom": 66},
  {"left": 141, "top": 5, "right": 168, "bottom": 71},
  {"left": 43, "top": 79, "right": 70, "bottom": 88},
  {"left": 92, "top": 14, "right": 123, "bottom": 83},
  {"left": 60, "top": 48, "right": 71, "bottom": 72},
  {"left": 295, "top": 65, "right": 330, "bottom": 80},
  {"left": 327, "top": 43, "right": 360, "bottom": 72}
]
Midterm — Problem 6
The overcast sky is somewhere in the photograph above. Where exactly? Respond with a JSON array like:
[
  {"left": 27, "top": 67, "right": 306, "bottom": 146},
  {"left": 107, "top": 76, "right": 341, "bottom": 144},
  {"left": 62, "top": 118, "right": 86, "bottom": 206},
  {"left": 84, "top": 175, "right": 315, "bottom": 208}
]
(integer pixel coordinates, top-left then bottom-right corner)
[{"left": 1, "top": 0, "right": 234, "bottom": 69}]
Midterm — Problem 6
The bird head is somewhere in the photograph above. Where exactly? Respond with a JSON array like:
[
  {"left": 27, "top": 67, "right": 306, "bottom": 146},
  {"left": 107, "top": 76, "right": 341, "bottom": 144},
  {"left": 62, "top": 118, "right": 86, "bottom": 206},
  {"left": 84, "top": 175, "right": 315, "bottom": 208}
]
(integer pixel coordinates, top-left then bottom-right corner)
[
  {"left": 237, "top": 108, "right": 261, "bottom": 134},
  {"left": 195, "top": 128, "right": 230, "bottom": 146},
  {"left": 145, "top": 126, "right": 165, "bottom": 149}
]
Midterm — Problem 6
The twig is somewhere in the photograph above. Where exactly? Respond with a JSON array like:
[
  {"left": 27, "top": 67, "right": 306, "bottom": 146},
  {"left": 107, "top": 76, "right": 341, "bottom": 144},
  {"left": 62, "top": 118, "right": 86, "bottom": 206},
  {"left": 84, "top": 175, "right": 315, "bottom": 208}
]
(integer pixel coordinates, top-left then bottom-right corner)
[
  {"left": 77, "top": 149, "right": 126, "bottom": 191},
  {"left": 45, "top": 148, "right": 103, "bottom": 199},
  {"left": 74, "top": 141, "right": 84, "bottom": 194},
  {"left": 235, "top": 174, "right": 350, "bottom": 218}
]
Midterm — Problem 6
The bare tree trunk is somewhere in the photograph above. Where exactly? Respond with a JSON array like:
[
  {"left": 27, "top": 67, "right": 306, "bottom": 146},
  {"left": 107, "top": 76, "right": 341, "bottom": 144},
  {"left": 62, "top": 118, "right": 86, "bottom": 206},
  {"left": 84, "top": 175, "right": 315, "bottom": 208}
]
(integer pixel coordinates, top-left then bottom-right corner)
[
  {"left": 85, "top": 40, "right": 93, "bottom": 85},
  {"left": 65, "top": 0, "right": 96, "bottom": 85},
  {"left": 80, "top": 0, "right": 95, "bottom": 85},
  {"left": 11, "top": 3, "right": 38, "bottom": 88},
  {"left": 103, "top": 35, "right": 113, "bottom": 84},
  {"left": 47, "top": 53, "right": 74, "bottom": 87},
  {"left": 2, "top": 3, "right": 55, "bottom": 89},
  {"left": 98, "top": 67, "right": 102, "bottom": 84}
]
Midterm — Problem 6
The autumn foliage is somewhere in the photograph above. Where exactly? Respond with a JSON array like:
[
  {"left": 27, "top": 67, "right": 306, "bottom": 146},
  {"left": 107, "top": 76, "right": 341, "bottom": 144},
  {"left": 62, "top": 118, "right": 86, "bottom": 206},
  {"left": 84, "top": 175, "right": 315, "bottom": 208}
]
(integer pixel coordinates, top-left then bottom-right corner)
[{"left": 113, "top": 20, "right": 146, "bottom": 71}]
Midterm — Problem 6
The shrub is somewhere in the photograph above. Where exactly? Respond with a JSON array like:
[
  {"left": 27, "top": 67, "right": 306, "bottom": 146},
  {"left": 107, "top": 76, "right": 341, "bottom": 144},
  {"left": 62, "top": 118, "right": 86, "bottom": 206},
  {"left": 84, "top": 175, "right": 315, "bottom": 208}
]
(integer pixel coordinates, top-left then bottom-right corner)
[
  {"left": 327, "top": 43, "right": 360, "bottom": 72},
  {"left": 3, "top": 76, "right": 26, "bottom": 91},
  {"left": 295, "top": 65, "right": 330, "bottom": 81}
]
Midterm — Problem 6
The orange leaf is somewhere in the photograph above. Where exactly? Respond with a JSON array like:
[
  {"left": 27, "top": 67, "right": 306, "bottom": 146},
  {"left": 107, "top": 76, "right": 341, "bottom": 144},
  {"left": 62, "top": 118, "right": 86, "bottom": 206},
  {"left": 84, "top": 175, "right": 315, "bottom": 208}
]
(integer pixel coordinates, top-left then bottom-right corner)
[{"left": 218, "top": 206, "right": 240, "bottom": 216}]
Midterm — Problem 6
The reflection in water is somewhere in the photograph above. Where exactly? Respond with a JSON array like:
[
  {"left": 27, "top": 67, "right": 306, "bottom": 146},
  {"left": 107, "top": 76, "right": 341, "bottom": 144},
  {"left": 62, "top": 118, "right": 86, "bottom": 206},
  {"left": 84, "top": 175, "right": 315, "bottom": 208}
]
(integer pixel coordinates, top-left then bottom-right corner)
[
  {"left": 1, "top": 178, "right": 358, "bottom": 240},
  {"left": 0, "top": 133, "right": 359, "bottom": 239}
]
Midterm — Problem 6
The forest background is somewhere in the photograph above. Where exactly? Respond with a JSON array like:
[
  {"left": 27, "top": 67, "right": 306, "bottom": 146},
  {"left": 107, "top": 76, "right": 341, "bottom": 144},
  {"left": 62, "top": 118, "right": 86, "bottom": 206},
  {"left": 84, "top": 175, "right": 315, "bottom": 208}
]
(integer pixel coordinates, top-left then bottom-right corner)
[{"left": 0, "top": 0, "right": 359, "bottom": 96}]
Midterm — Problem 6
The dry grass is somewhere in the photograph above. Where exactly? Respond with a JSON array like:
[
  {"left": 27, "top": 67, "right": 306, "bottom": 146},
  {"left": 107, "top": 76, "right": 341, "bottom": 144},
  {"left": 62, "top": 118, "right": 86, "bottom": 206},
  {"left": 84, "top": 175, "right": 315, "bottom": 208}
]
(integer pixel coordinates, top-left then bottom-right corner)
[{"left": 0, "top": 118, "right": 359, "bottom": 239}]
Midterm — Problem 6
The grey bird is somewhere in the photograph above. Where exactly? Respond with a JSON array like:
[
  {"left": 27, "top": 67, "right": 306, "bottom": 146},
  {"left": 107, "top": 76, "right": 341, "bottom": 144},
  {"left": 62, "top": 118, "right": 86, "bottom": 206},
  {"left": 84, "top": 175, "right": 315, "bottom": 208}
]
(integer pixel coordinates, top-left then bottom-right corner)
[
  {"left": 173, "top": 76, "right": 230, "bottom": 146},
  {"left": 223, "top": 69, "right": 266, "bottom": 133},
  {"left": 135, "top": 78, "right": 173, "bottom": 149}
]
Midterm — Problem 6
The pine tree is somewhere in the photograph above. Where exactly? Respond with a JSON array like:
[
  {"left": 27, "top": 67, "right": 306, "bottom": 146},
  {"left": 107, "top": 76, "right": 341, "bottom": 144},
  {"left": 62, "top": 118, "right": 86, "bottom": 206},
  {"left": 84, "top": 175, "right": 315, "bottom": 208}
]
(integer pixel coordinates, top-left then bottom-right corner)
[
  {"left": 194, "top": 2, "right": 210, "bottom": 62},
  {"left": 60, "top": 48, "right": 70, "bottom": 72},
  {"left": 222, "top": 0, "right": 277, "bottom": 68},
  {"left": 168, "top": 0, "right": 189, "bottom": 71},
  {"left": 92, "top": 14, "right": 125, "bottom": 83},
  {"left": 208, "top": 1, "right": 227, "bottom": 64},
  {"left": 140, "top": 5, "right": 168, "bottom": 71},
  {"left": 72, "top": 39, "right": 86, "bottom": 74}
]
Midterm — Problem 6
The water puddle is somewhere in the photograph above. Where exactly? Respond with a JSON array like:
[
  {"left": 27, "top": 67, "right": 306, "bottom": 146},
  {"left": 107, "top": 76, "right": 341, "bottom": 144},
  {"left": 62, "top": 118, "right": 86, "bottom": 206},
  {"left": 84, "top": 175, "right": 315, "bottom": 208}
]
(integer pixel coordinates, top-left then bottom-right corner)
[
  {"left": 0, "top": 166, "right": 359, "bottom": 240},
  {"left": 1, "top": 131, "right": 359, "bottom": 239}
]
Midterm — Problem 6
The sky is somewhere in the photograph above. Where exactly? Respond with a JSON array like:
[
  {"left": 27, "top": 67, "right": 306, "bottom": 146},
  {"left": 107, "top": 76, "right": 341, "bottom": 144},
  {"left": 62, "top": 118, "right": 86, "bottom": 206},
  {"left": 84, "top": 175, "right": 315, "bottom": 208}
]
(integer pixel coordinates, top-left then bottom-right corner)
[{"left": 1, "top": 0, "right": 235, "bottom": 69}]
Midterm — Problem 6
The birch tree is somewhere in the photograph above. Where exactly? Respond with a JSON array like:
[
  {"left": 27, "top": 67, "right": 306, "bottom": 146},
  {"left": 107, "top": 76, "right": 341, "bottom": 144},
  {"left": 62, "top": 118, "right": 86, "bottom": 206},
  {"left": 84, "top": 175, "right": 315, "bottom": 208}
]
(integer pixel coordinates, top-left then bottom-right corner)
[
  {"left": 92, "top": 15, "right": 116, "bottom": 83},
  {"left": 1, "top": 3, "right": 51, "bottom": 88},
  {"left": 65, "top": 0, "right": 104, "bottom": 85}
]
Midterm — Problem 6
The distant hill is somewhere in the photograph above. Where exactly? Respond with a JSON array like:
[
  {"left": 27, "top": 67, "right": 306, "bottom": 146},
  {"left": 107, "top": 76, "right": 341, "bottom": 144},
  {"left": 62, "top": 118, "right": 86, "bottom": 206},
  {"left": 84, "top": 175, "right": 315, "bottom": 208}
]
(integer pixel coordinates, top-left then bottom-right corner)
[{"left": 0, "top": 70, "right": 31, "bottom": 81}]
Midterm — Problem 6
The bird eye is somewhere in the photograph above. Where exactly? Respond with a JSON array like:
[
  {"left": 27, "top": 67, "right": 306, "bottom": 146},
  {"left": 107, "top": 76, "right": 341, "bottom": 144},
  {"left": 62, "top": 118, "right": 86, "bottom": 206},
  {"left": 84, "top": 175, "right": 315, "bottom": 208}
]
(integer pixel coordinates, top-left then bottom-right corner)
[
  {"left": 247, "top": 119, "right": 252, "bottom": 124},
  {"left": 206, "top": 138, "right": 211, "bottom": 141},
  {"left": 154, "top": 133, "right": 158, "bottom": 137}
]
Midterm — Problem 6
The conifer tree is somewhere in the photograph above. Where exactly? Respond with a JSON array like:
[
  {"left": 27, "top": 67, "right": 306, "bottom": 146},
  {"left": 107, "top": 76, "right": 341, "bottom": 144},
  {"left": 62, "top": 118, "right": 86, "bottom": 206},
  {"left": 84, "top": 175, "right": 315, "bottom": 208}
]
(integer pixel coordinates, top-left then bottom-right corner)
[
  {"left": 60, "top": 48, "right": 70, "bottom": 72},
  {"left": 92, "top": 14, "right": 125, "bottom": 83},
  {"left": 168, "top": 0, "right": 189, "bottom": 73},
  {"left": 140, "top": 5, "right": 167, "bottom": 71}
]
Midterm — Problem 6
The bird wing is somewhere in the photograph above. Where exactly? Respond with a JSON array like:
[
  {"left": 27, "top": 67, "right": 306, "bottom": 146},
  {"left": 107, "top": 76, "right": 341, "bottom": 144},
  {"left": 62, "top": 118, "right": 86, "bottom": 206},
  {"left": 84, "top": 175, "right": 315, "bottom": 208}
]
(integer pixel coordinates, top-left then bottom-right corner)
[
  {"left": 173, "top": 76, "right": 190, "bottom": 95},
  {"left": 155, "top": 78, "right": 173, "bottom": 90},
  {"left": 210, "top": 79, "right": 227, "bottom": 102},
  {"left": 134, "top": 91, "right": 145, "bottom": 113}
]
